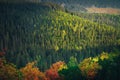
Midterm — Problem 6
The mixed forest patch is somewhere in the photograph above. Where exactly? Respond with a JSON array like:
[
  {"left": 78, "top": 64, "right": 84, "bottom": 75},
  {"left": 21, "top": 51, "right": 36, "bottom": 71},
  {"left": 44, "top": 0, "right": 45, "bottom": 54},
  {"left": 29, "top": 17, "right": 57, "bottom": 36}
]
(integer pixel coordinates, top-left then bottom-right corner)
[
  {"left": 0, "top": 49, "right": 120, "bottom": 80},
  {"left": 0, "top": 2, "right": 120, "bottom": 80}
]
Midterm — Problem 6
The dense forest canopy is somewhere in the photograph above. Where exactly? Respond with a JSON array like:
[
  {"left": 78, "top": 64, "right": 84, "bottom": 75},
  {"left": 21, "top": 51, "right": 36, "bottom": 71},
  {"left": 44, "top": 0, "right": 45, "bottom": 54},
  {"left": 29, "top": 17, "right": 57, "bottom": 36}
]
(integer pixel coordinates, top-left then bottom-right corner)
[
  {"left": 0, "top": 1, "right": 120, "bottom": 80},
  {"left": 0, "top": 2, "right": 120, "bottom": 70}
]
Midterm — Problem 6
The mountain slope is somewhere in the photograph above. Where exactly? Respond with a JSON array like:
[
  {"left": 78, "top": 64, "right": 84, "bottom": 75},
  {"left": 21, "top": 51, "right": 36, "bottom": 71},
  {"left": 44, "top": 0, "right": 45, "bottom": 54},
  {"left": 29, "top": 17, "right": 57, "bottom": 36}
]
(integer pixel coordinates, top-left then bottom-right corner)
[
  {"left": 1, "top": 0, "right": 120, "bottom": 8},
  {"left": 42, "top": 0, "right": 120, "bottom": 8},
  {"left": 74, "top": 13, "right": 120, "bottom": 28},
  {"left": 41, "top": 0, "right": 120, "bottom": 13},
  {"left": 0, "top": 3, "right": 120, "bottom": 70}
]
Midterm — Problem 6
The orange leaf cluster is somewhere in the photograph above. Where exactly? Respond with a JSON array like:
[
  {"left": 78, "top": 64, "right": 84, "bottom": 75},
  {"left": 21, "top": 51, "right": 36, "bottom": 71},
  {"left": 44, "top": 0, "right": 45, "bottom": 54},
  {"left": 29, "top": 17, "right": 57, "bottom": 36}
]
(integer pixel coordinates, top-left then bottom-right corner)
[
  {"left": 20, "top": 62, "right": 47, "bottom": 80},
  {"left": 0, "top": 60, "right": 19, "bottom": 80},
  {"left": 50, "top": 61, "right": 65, "bottom": 71}
]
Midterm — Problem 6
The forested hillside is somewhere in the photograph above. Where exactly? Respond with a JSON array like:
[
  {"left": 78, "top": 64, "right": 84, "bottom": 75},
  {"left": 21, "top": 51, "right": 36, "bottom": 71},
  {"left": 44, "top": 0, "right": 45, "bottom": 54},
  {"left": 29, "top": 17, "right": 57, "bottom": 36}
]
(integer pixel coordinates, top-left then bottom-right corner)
[
  {"left": 1, "top": 0, "right": 120, "bottom": 13},
  {"left": 41, "top": 0, "right": 120, "bottom": 13},
  {"left": 0, "top": 2, "right": 120, "bottom": 70},
  {"left": 74, "top": 13, "right": 120, "bottom": 28},
  {"left": 42, "top": 0, "right": 120, "bottom": 8},
  {"left": 0, "top": 2, "right": 120, "bottom": 80}
]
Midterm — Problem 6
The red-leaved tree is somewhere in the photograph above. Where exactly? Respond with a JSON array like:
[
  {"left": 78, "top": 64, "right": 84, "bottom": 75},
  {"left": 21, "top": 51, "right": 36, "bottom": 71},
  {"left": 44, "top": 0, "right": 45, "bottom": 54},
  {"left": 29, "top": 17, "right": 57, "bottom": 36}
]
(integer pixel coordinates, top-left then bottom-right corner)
[{"left": 45, "top": 61, "right": 65, "bottom": 80}]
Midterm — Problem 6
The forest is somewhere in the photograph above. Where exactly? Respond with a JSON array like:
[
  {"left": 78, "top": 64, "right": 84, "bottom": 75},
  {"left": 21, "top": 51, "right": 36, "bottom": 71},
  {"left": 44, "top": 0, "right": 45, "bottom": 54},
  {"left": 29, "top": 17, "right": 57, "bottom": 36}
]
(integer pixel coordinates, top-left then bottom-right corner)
[
  {"left": 0, "top": 1, "right": 120, "bottom": 80},
  {"left": 42, "top": 0, "right": 120, "bottom": 7},
  {"left": 41, "top": 0, "right": 120, "bottom": 13}
]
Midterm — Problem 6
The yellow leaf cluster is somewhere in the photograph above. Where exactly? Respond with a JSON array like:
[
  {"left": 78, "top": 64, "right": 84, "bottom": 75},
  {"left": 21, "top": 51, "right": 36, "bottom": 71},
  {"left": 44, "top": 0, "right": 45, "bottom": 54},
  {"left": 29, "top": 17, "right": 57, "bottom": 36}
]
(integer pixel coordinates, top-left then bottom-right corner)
[
  {"left": 58, "top": 64, "right": 68, "bottom": 71},
  {"left": 100, "top": 52, "right": 109, "bottom": 60},
  {"left": 79, "top": 57, "right": 102, "bottom": 79}
]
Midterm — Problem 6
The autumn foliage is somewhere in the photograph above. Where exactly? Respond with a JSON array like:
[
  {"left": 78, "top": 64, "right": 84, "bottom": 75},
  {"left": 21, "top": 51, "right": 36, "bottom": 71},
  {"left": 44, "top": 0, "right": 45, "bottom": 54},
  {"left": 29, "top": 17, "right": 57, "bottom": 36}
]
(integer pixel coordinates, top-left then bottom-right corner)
[
  {"left": 46, "top": 69, "right": 60, "bottom": 80},
  {"left": 50, "top": 61, "right": 65, "bottom": 71},
  {"left": 79, "top": 57, "right": 102, "bottom": 79},
  {"left": 20, "top": 62, "right": 47, "bottom": 80},
  {"left": 0, "top": 51, "right": 119, "bottom": 80},
  {"left": 0, "top": 59, "right": 20, "bottom": 80},
  {"left": 45, "top": 61, "right": 65, "bottom": 80},
  {"left": 0, "top": 50, "right": 20, "bottom": 80}
]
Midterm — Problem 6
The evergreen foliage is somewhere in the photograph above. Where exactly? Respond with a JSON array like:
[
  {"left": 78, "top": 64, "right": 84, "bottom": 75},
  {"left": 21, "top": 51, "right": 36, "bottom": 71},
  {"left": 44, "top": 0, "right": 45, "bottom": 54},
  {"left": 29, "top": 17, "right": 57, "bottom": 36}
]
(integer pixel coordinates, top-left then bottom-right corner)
[{"left": 0, "top": 3, "right": 120, "bottom": 71}]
